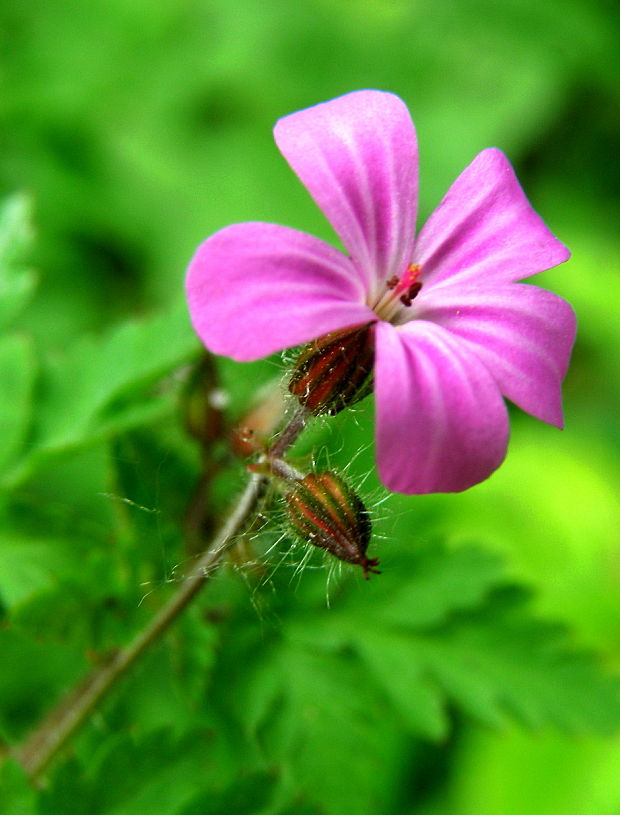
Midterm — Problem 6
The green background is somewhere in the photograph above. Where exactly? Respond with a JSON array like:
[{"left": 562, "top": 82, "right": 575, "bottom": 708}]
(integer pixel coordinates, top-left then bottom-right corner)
[{"left": 1, "top": 0, "right": 619, "bottom": 812}]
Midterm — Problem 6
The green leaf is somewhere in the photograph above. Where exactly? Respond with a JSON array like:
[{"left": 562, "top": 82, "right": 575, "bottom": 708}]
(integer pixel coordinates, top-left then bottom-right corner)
[
  {"left": 4, "top": 299, "right": 198, "bottom": 487},
  {"left": 239, "top": 541, "right": 620, "bottom": 797},
  {"left": 350, "top": 631, "right": 448, "bottom": 740},
  {"left": 371, "top": 543, "right": 507, "bottom": 628},
  {"left": 405, "top": 590, "right": 620, "bottom": 735},
  {"left": 0, "top": 334, "right": 36, "bottom": 476},
  {"left": 40, "top": 729, "right": 254, "bottom": 815},
  {"left": 243, "top": 643, "right": 405, "bottom": 815},
  {"left": 0, "top": 533, "right": 77, "bottom": 610},
  {"left": 0, "top": 194, "right": 37, "bottom": 330},
  {"left": 0, "top": 759, "right": 37, "bottom": 815},
  {"left": 178, "top": 770, "right": 277, "bottom": 815},
  {"left": 0, "top": 536, "right": 63, "bottom": 608},
  {"left": 0, "top": 628, "right": 85, "bottom": 742},
  {"left": 339, "top": 584, "right": 620, "bottom": 739},
  {"left": 37, "top": 299, "right": 196, "bottom": 446}
]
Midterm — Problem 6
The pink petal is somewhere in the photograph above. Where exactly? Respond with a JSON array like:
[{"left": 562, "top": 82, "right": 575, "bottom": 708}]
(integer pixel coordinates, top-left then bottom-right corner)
[
  {"left": 415, "top": 283, "right": 577, "bottom": 427},
  {"left": 413, "top": 148, "right": 570, "bottom": 289},
  {"left": 274, "top": 90, "right": 418, "bottom": 294},
  {"left": 186, "top": 223, "right": 374, "bottom": 361},
  {"left": 374, "top": 320, "right": 509, "bottom": 494}
]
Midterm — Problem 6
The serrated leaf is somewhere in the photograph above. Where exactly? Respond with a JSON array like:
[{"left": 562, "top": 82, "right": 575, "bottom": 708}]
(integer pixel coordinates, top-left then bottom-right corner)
[
  {"left": 0, "top": 334, "right": 36, "bottom": 475},
  {"left": 5, "top": 299, "right": 198, "bottom": 487},
  {"left": 36, "top": 299, "right": 196, "bottom": 446},
  {"left": 0, "top": 194, "right": 37, "bottom": 329},
  {"left": 243, "top": 642, "right": 405, "bottom": 815},
  {"left": 408, "top": 594, "right": 620, "bottom": 735},
  {"left": 352, "top": 630, "right": 448, "bottom": 740},
  {"left": 40, "top": 730, "right": 245, "bottom": 815},
  {"left": 243, "top": 544, "right": 620, "bottom": 761},
  {"left": 345, "top": 585, "right": 620, "bottom": 739},
  {"left": 373, "top": 544, "right": 507, "bottom": 628}
]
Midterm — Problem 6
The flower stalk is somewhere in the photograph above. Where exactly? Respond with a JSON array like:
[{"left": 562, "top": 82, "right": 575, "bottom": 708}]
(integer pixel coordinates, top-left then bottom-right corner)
[
  {"left": 10, "top": 403, "right": 313, "bottom": 783},
  {"left": 13, "top": 472, "right": 269, "bottom": 782}
]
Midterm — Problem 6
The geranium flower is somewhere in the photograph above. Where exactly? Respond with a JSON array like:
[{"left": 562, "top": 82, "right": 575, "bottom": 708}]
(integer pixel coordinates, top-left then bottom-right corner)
[{"left": 186, "top": 90, "right": 576, "bottom": 494}]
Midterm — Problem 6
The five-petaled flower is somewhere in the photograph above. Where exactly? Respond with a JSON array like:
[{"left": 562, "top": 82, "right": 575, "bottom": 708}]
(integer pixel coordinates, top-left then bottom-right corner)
[{"left": 186, "top": 90, "right": 576, "bottom": 494}]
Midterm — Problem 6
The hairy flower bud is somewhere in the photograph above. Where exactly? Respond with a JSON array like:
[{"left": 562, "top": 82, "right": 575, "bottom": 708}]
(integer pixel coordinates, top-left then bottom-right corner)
[
  {"left": 288, "top": 322, "right": 375, "bottom": 415},
  {"left": 285, "top": 471, "right": 379, "bottom": 578}
]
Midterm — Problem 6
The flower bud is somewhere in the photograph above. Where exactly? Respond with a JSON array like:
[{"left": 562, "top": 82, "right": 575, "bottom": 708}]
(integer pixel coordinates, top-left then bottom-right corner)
[
  {"left": 288, "top": 322, "right": 374, "bottom": 415},
  {"left": 285, "top": 471, "right": 379, "bottom": 578}
]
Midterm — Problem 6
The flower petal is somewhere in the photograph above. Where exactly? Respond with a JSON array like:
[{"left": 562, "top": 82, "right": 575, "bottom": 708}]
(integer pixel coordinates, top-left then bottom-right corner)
[
  {"left": 186, "top": 223, "right": 374, "bottom": 361},
  {"left": 413, "top": 148, "right": 570, "bottom": 288},
  {"left": 415, "top": 283, "right": 577, "bottom": 427},
  {"left": 274, "top": 90, "right": 418, "bottom": 293},
  {"left": 374, "top": 320, "right": 509, "bottom": 494}
]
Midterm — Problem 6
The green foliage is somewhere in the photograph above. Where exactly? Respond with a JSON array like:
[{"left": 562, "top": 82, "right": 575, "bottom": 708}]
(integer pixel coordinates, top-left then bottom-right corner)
[
  {"left": 225, "top": 546, "right": 620, "bottom": 813},
  {"left": 1, "top": 300, "right": 197, "bottom": 490},
  {"left": 0, "top": 195, "right": 37, "bottom": 330},
  {"left": 0, "top": 760, "right": 36, "bottom": 815},
  {"left": 0, "top": 335, "right": 36, "bottom": 478},
  {"left": 0, "top": 0, "right": 619, "bottom": 813}
]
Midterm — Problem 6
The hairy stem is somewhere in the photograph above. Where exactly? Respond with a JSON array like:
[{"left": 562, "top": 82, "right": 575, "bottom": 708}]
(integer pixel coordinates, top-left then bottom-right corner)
[
  {"left": 14, "top": 472, "right": 268, "bottom": 782},
  {"left": 268, "top": 405, "right": 308, "bottom": 458},
  {"left": 11, "top": 396, "right": 311, "bottom": 783}
]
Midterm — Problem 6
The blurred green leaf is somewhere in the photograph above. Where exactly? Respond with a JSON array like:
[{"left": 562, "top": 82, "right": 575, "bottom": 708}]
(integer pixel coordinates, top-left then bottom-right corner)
[
  {"left": 0, "top": 628, "right": 85, "bottom": 742},
  {"left": 355, "top": 588, "right": 620, "bottom": 736},
  {"left": 0, "top": 334, "right": 36, "bottom": 476},
  {"left": 0, "top": 194, "right": 37, "bottom": 330},
  {"left": 370, "top": 544, "right": 506, "bottom": 629},
  {"left": 0, "top": 759, "right": 36, "bottom": 815},
  {"left": 178, "top": 770, "right": 277, "bottom": 815},
  {"left": 38, "top": 727, "right": 278, "bottom": 815},
  {"left": 240, "top": 544, "right": 620, "bottom": 779},
  {"left": 446, "top": 727, "right": 620, "bottom": 815},
  {"left": 0, "top": 532, "right": 77, "bottom": 610},
  {"left": 39, "top": 731, "right": 211, "bottom": 815},
  {"left": 3, "top": 300, "right": 197, "bottom": 488},
  {"left": 243, "top": 644, "right": 405, "bottom": 815}
]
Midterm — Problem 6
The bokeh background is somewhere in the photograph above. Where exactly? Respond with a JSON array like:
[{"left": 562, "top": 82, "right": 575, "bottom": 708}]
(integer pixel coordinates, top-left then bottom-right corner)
[{"left": 1, "top": 1, "right": 620, "bottom": 813}]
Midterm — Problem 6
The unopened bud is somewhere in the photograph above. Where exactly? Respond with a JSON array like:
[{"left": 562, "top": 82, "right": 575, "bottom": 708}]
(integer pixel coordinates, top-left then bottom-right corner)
[
  {"left": 285, "top": 471, "right": 379, "bottom": 578},
  {"left": 288, "top": 322, "right": 374, "bottom": 415}
]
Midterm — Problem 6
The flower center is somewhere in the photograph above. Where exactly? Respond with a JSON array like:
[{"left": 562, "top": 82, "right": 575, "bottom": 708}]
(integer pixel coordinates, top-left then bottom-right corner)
[{"left": 371, "top": 263, "right": 423, "bottom": 322}]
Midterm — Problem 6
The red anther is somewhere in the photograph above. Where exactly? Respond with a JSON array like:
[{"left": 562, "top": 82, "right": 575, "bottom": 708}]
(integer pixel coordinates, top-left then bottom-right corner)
[{"left": 399, "top": 280, "right": 423, "bottom": 307}]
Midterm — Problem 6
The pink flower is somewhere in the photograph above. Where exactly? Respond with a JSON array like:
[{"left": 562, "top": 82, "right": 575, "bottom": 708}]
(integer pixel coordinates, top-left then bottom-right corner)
[{"left": 186, "top": 90, "right": 576, "bottom": 494}]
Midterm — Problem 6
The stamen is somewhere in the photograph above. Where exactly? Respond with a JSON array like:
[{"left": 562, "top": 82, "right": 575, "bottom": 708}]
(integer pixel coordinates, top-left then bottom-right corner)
[
  {"left": 371, "top": 263, "right": 423, "bottom": 322},
  {"left": 399, "top": 280, "right": 423, "bottom": 307}
]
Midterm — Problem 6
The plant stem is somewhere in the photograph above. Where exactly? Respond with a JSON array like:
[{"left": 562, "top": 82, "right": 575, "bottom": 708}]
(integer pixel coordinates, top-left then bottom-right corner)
[
  {"left": 269, "top": 405, "right": 308, "bottom": 458},
  {"left": 12, "top": 399, "right": 311, "bottom": 783},
  {"left": 14, "top": 472, "right": 268, "bottom": 782}
]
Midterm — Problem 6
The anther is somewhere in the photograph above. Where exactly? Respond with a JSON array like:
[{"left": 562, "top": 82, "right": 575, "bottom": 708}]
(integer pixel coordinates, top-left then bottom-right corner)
[{"left": 399, "top": 281, "right": 423, "bottom": 307}]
